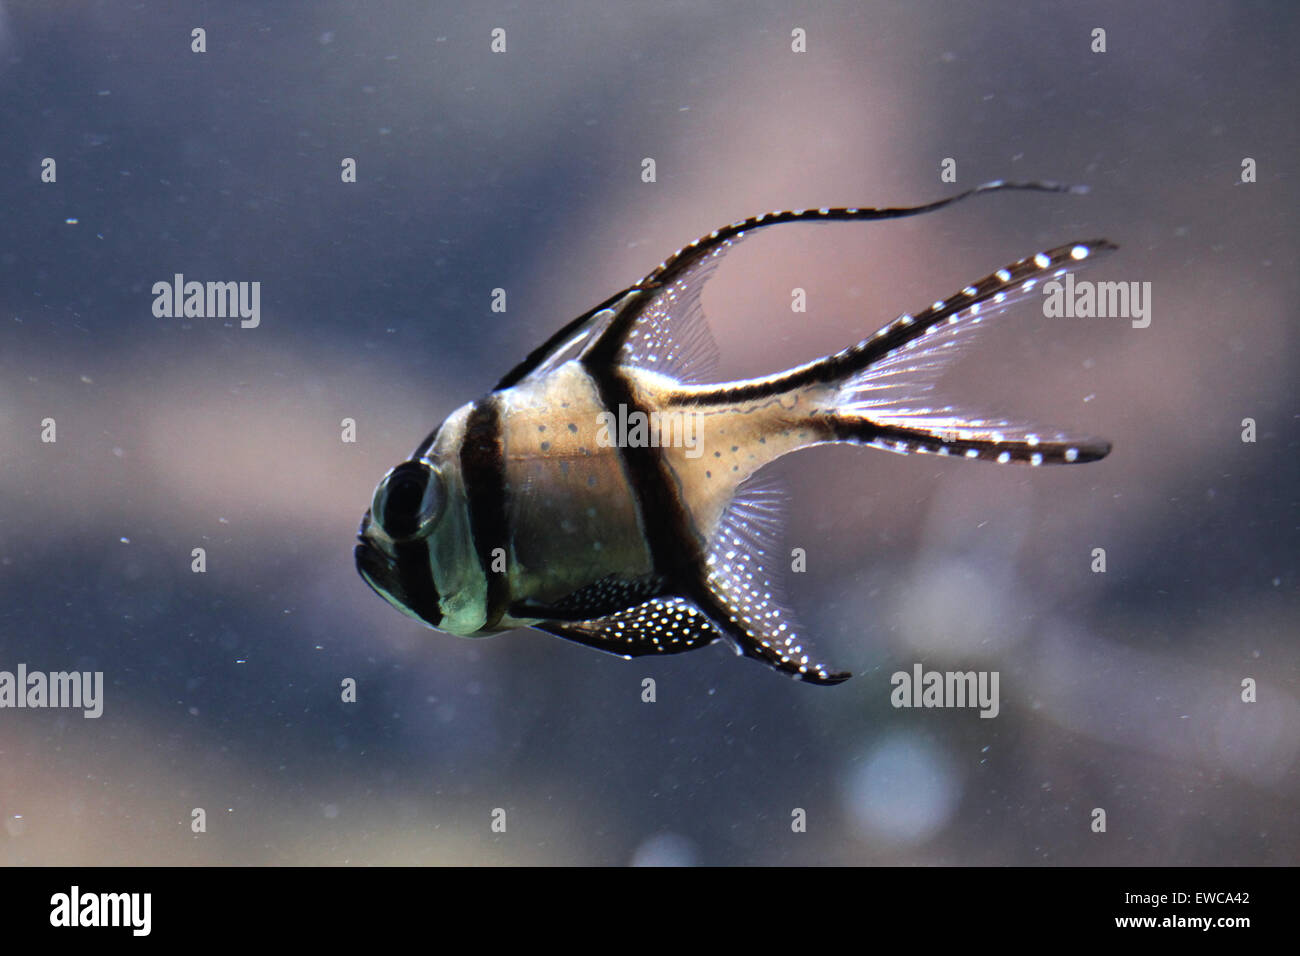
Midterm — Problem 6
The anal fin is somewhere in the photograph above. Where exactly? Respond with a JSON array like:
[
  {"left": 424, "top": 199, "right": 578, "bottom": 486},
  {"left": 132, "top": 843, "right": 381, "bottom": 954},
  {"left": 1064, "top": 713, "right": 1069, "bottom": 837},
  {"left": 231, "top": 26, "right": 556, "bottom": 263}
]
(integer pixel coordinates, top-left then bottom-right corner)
[
  {"left": 527, "top": 486, "right": 852, "bottom": 684},
  {"left": 695, "top": 477, "right": 851, "bottom": 685}
]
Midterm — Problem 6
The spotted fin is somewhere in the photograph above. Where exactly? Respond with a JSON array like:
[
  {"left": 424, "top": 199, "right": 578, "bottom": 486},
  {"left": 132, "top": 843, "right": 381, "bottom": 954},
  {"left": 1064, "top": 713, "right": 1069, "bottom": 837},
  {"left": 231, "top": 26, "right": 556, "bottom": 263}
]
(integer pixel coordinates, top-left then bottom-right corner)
[
  {"left": 533, "top": 596, "right": 722, "bottom": 658},
  {"left": 693, "top": 476, "right": 851, "bottom": 685},
  {"left": 825, "top": 239, "right": 1117, "bottom": 465}
]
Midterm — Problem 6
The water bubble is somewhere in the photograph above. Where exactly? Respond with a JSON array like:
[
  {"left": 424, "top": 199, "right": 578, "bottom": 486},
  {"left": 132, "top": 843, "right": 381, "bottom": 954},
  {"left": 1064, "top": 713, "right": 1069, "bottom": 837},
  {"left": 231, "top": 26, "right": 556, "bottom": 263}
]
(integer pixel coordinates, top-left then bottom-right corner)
[{"left": 843, "top": 732, "right": 961, "bottom": 847}]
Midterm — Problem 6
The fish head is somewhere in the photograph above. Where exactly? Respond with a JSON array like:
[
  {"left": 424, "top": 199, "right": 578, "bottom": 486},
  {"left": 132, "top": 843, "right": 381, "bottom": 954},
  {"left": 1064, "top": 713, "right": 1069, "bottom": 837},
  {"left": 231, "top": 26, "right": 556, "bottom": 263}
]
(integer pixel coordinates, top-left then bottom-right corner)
[{"left": 354, "top": 402, "right": 489, "bottom": 636}]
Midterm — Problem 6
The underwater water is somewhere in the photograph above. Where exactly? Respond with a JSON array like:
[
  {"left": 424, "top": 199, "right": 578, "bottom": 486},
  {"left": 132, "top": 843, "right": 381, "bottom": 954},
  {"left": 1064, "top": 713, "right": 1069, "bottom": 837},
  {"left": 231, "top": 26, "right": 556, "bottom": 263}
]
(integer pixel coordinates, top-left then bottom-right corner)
[{"left": 0, "top": 1, "right": 1296, "bottom": 866}]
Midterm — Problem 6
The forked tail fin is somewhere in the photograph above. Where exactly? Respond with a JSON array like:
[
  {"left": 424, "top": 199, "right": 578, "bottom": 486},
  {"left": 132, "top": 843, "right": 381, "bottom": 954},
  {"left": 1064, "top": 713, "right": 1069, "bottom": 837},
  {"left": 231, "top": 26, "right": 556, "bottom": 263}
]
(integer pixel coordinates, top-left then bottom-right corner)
[
  {"left": 820, "top": 238, "right": 1116, "bottom": 465},
  {"left": 675, "top": 237, "right": 1116, "bottom": 470}
]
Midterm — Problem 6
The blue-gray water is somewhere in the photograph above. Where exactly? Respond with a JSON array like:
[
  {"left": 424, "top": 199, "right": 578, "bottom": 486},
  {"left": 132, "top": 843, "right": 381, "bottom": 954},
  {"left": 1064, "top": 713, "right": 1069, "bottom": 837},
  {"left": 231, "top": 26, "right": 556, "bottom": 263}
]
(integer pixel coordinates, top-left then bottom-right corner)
[{"left": 0, "top": 1, "right": 1296, "bottom": 865}]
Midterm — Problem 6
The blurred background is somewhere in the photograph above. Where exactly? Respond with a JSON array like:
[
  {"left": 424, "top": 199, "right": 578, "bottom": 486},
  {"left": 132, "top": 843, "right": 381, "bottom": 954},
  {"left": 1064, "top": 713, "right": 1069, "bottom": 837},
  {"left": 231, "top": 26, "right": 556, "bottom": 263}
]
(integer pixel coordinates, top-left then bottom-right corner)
[{"left": 0, "top": 0, "right": 1295, "bottom": 865}]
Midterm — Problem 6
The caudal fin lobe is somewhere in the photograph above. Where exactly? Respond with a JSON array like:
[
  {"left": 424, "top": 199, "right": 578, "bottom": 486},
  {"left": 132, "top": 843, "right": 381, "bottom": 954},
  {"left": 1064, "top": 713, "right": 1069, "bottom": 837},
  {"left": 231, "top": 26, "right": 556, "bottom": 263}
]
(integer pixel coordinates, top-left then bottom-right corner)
[
  {"left": 681, "top": 237, "right": 1117, "bottom": 469},
  {"left": 823, "top": 238, "right": 1116, "bottom": 466}
]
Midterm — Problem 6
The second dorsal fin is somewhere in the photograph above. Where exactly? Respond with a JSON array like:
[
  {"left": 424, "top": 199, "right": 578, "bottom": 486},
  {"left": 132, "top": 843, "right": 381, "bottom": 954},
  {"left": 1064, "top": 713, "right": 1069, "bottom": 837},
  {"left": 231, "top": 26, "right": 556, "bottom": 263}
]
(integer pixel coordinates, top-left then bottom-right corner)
[{"left": 498, "top": 181, "right": 1083, "bottom": 390}]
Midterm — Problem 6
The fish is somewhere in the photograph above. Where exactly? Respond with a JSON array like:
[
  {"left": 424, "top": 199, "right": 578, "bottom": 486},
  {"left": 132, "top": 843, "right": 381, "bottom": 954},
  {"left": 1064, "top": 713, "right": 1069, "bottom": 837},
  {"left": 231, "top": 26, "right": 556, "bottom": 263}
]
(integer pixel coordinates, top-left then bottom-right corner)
[{"left": 355, "top": 180, "right": 1114, "bottom": 685}]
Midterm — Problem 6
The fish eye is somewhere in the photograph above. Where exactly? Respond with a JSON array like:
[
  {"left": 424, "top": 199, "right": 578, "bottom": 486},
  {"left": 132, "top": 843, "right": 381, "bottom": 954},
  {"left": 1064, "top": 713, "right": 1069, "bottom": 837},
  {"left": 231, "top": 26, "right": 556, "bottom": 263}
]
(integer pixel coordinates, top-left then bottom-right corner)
[{"left": 373, "top": 459, "right": 444, "bottom": 540}]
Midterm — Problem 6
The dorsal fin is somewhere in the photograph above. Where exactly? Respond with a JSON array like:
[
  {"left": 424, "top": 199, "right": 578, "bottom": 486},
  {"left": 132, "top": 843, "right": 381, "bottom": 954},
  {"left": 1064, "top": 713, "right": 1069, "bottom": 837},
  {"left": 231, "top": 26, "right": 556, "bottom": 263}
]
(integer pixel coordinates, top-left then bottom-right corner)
[
  {"left": 499, "top": 181, "right": 1083, "bottom": 390},
  {"left": 494, "top": 289, "right": 627, "bottom": 390},
  {"left": 582, "top": 179, "right": 1086, "bottom": 377},
  {"left": 605, "top": 248, "right": 722, "bottom": 383},
  {"left": 635, "top": 180, "right": 1082, "bottom": 293}
]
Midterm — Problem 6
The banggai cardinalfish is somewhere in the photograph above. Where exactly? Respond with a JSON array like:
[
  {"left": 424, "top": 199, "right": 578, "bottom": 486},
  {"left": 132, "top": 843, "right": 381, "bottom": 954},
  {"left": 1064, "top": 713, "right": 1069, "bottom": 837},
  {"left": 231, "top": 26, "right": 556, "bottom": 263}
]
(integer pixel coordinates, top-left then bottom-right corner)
[{"left": 356, "top": 181, "right": 1113, "bottom": 685}]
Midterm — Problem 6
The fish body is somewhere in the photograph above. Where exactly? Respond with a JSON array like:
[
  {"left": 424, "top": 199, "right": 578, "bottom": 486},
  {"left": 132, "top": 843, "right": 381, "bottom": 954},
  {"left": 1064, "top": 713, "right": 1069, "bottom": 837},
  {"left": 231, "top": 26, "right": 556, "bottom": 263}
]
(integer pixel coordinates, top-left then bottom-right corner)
[{"left": 356, "top": 182, "right": 1114, "bottom": 684}]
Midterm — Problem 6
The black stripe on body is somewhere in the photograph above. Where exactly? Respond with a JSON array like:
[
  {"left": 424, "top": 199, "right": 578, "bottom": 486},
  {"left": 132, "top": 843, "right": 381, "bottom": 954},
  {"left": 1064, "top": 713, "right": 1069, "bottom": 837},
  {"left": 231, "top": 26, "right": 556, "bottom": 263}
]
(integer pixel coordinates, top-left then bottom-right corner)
[
  {"left": 581, "top": 316, "right": 848, "bottom": 680},
  {"left": 459, "top": 397, "right": 512, "bottom": 630},
  {"left": 394, "top": 540, "right": 443, "bottom": 626},
  {"left": 581, "top": 343, "right": 706, "bottom": 589},
  {"left": 354, "top": 536, "right": 443, "bottom": 628}
]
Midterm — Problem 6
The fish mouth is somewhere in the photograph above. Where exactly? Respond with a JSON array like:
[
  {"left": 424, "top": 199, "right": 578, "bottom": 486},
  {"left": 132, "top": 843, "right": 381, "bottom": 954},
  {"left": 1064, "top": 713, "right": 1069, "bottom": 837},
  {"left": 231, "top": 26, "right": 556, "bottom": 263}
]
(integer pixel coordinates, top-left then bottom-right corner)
[
  {"left": 351, "top": 538, "right": 379, "bottom": 590},
  {"left": 354, "top": 535, "right": 392, "bottom": 594},
  {"left": 354, "top": 510, "right": 385, "bottom": 593},
  {"left": 354, "top": 531, "right": 443, "bottom": 627}
]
